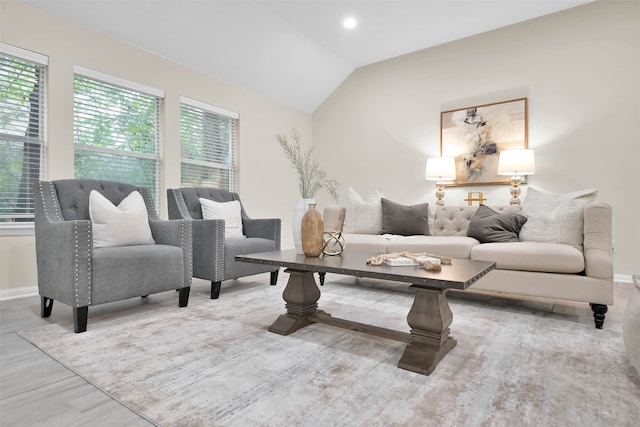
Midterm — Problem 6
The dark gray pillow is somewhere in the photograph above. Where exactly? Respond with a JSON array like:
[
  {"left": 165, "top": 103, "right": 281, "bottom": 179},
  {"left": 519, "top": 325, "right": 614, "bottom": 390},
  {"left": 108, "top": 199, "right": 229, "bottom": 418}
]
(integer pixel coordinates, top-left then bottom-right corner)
[
  {"left": 380, "top": 198, "right": 430, "bottom": 236},
  {"left": 467, "top": 204, "right": 528, "bottom": 243}
]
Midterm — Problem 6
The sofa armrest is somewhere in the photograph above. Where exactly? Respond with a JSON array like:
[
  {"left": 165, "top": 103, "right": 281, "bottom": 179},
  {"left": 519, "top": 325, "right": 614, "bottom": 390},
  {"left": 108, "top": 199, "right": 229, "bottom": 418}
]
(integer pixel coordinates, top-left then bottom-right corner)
[
  {"left": 34, "top": 219, "right": 93, "bottom": 307},
  {"left": 149, "top": 219, "right": 193, "bottom": 288},
  {"left": 583, "top": 202, "right": 613, "bottom": 280},
  {"left": 34, "top": 181, "right": 93, "bottom": 307},
  {"left": 243, "top": 218, "right": 281, "bottom": 250},
  {"left": 188, "top": 219, "right": 225, "bottom": 282}
]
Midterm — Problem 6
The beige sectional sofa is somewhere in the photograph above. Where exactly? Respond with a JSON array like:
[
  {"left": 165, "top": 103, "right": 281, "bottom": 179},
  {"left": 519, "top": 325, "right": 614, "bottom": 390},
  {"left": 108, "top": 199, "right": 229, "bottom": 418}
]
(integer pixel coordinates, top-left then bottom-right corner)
[{"left": 322, "top": 198, "right": 614, "bottom": 329}]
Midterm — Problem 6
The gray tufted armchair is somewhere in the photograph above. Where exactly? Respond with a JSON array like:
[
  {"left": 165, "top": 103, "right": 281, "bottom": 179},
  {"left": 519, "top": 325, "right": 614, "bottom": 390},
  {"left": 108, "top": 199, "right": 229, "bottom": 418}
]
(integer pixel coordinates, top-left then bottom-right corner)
[
  {"left": 167, "top": 187, "right": 280, "bottom": 299},
  {"left": 34, "top": 179, "right": 192, "bottom": 333}
]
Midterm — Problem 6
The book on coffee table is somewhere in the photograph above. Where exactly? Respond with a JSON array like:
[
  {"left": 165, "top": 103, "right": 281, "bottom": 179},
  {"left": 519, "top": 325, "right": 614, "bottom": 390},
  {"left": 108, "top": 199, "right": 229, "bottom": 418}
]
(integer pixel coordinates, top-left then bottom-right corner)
[{"left": 384, "top": 256, "right": 441, "bottom": 267}]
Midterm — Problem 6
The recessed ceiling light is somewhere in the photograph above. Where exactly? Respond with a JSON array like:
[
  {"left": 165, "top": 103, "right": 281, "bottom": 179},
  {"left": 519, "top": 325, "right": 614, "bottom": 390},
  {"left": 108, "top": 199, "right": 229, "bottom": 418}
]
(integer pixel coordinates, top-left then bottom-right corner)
[{"left": 343, "top": 17, "right": 357, "bottom": 29}]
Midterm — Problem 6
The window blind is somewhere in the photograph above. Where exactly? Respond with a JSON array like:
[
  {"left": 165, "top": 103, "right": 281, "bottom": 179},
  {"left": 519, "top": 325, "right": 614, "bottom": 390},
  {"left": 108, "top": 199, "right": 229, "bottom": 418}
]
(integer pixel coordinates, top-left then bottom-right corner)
[
  {"left": 180, "top": 97, "right": 238, "bottom": 190},
  {"left": 0, "top": 45, "right": 47, "bottom": 223},
  {"left": 73, "top": 72, "right": 161, "bottom": 200}
]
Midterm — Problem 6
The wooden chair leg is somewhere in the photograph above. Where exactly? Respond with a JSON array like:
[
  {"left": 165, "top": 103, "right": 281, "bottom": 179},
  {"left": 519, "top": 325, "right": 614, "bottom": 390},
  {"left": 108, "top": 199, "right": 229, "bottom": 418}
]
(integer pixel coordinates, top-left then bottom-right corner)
[
  {"left": 270, "top": 270, "right": 279, "bottom": 286},
  {"left": 318, "top": 272, "right": 326, "bottom": 286},
  {"left": 178, "top": 287, "right": 190, "bottom": 307},
  {"left": 73, "top": 306, "right": 88, "bottom": 333},
  {"left": 211, "top": 281, "right": 222, "bottom": 299},
  {"left": 41, "top": 296, "right": 53, "bottom": 318}
]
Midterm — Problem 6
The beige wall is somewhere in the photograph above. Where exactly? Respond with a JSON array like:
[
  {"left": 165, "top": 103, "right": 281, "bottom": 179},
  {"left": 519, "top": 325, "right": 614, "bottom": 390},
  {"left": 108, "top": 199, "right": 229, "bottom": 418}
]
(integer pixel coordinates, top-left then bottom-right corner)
[
  {"left": 313, "top": 0, "right": 640, "bottom": 275},
  {"left": 0, "top": 0, "right": 311, "bottom": 290}
]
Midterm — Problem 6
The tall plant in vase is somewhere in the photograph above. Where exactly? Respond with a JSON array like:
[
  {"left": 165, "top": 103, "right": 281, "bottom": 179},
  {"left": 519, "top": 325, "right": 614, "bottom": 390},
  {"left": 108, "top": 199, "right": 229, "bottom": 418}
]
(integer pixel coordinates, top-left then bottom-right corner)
[{"left": 276, "top": 128, "right": 339, "bottom": 254}]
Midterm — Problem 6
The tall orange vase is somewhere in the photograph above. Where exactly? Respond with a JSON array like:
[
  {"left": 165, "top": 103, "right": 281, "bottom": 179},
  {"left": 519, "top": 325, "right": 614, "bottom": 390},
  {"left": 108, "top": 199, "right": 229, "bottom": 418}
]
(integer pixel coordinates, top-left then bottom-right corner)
[{"left": 301, "top": 203, "right": 324, "bottom": 257}]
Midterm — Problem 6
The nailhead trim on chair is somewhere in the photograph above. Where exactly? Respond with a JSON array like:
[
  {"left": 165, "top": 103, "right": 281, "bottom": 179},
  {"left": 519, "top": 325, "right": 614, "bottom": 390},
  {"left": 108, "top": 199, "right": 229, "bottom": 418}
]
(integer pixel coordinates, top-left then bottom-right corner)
[
  {"left": 183, "top": 220, "right": 193, "bottom": 283},
  {"left": 73, "top": 221, "right": 81, "bottom": 306},
  {"left": 215, "top": 221, "right": 224, "bottom": 276},
  {"left": 39, "top": 182, "right": 62, "bottom": 222},
  {"left": 86, "top": 223, "right": 92, "bottom": 303}
]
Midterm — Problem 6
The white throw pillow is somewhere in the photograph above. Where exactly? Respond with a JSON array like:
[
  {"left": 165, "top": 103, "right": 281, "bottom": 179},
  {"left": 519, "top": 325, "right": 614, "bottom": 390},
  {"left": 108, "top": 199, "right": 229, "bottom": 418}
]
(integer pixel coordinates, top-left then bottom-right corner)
[
  {"left": 199, "top": 198, "right": 245, "bottom": 239},
  {"left": 89, "top": 190, "right": 155, "bottom": 248},
  {"left": 343, "top": 187, "right": 385, "bottom": 234},
  {"left": 518, "top": 187, "right": 597, "bottom": 250}
]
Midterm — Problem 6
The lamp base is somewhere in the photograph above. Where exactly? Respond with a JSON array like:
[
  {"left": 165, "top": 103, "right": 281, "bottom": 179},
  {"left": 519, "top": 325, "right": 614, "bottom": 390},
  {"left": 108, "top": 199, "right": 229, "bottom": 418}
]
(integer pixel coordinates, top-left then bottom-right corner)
[
  {"left": 435, "top": 182, "right": 446, "bottom": 206},
  {"left": 509, "top": 175, "right": 523, "bottom": 205}
]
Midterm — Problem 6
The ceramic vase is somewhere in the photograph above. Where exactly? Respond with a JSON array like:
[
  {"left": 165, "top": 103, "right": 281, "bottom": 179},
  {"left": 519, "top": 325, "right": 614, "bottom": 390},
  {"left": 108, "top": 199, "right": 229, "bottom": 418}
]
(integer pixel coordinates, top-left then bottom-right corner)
[
  {"left": 623, "top": 275, "right": 640, "bottom": 375},
  {"left": 293, "top": 198, "right": 314, "bottom": 254},
  {"left": 301, "top": 203, "right": 324, "bottom": 257}
]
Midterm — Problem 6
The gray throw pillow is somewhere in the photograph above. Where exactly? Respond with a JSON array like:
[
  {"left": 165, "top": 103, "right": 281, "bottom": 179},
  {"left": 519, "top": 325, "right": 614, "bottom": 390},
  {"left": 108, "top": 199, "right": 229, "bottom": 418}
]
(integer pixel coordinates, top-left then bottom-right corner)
[
  {"left": 467, "top": 204, "right": 528, "bottom": 243},
  {"left": 380, "top": 198, "right": 430, "bottom": 236}
]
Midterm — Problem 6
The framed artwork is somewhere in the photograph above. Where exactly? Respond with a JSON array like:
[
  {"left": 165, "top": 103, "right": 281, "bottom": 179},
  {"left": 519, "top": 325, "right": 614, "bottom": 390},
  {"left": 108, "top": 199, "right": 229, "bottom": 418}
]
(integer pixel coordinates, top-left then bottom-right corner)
[{"left": 440, "top": 97, "right": 528, "bottom": 186}]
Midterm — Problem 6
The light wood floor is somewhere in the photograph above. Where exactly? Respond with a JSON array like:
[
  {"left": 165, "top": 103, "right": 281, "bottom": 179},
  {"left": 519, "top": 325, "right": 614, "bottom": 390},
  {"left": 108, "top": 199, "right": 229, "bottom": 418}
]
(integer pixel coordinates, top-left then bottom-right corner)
[{"left": 0, "top": 277, "right": 632, "bottom": 427}]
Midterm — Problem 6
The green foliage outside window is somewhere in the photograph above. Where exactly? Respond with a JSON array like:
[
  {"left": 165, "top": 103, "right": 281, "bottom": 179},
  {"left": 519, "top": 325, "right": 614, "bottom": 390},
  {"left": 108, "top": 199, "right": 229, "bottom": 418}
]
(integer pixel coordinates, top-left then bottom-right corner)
[
  {"left": 180, "top": 103, "right": 233, "bottom": 189},
  {"left": 73, "top": 75, "right": 160, "bottom": 198},
  {"left": 0, "top": 54, "right": 43, "bottom": 222}
]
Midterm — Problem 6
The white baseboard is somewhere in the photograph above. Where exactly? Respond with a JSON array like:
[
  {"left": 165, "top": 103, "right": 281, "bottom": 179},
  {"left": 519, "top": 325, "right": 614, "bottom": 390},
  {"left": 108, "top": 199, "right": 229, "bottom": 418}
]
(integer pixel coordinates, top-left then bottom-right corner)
[
  {"left": 0, "top": 286, "right": 38, "bottom": 301},
  {"left": 614, "top": 274, "right": 634, "bottom": 284}
]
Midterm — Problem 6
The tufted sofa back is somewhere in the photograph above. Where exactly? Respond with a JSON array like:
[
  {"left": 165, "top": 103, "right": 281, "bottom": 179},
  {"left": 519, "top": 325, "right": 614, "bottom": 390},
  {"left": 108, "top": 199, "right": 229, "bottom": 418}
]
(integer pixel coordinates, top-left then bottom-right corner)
[
  {"left": 167, "top": 187, "right": 247, "bottom": 220},
  {"left": 52, "top": 179, "right": 144, "bottom": 221},
  {"left": 432, "top": 205, "right": 522, "bottom": 236}
]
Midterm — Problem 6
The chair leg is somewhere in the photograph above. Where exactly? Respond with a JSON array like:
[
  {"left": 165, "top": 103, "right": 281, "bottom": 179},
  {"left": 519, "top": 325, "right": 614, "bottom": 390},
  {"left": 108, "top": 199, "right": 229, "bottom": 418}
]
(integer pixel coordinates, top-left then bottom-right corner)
[
  {"left": 211, "top": 281, "right": 222, "bottom": 299},
  {"left": 319, "top": 272, "right": 326, "bottom": 286},
  {"left": 179, "top": 287, "right": 190, "bottom": 307},
  {"left": 41, "top": 296, "right": 54, "bottom": 318},
  {"left": 270, "top": 270, "right": 279, "bottom": 286},
  {"left": 73, "top": 306, "right": 88, "bottom": 333}
]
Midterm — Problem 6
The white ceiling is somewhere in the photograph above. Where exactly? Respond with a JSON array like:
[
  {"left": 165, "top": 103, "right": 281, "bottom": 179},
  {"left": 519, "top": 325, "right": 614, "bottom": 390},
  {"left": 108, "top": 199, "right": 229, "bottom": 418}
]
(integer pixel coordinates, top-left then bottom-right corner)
[{"left": 20, "top": 0, "right": 593, "bottom": 113}]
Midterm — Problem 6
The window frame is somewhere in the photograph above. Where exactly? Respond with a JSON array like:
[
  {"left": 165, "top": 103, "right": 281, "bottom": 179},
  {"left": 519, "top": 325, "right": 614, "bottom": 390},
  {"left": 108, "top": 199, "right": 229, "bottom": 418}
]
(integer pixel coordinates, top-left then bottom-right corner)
[
  {"left": 179, "top": 96, "right": 239, "bottom": 191},
  {"left": 0, "top": 43, "right": 48, "bottom": 234},
  {"left": 73, "top": 66, "right": 164, "bottom": 204}
]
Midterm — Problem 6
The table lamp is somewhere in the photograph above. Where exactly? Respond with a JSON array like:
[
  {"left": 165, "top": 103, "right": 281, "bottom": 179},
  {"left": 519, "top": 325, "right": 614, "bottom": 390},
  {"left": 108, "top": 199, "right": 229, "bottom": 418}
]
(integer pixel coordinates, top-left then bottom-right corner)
[
  {"left": 425, "top": 157, "right": 456, "bottom": 206},
  {"left": 497, "top": 148, "right": 535, "bottom": 205}
]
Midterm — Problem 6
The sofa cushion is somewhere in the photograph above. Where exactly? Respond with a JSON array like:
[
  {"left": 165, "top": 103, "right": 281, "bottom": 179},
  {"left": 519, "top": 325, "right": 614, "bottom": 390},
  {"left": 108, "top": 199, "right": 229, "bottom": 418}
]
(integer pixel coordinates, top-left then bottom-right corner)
[
  {"left": 343, "top": 187, "right": 385, "bottom": 234},
  {"left": 92, "top": 244, "right": 184, "bottom": 304},
  {"left": 386, "top": 235, "right": 480, "bottom": 259},
  {"left": 467, "top": 204, "right": 528, "bottom": 243},
  {"left": 224, "top": 237, "right": 278, "bottom": 279},
  {"left": 519, "top": 188, "right": 597, "bottom": 250},
  {"left": 380, "top": 198, "right": 430, "bottom": 236},
  {"left": 342, "top": 233, "right": 390, "bottom": 253},
  {"left": 471, "top": 241, "right": 585, "bottom": 273},
  {"left": 89, "top": 190, "right": 155, "bottom": 248}
]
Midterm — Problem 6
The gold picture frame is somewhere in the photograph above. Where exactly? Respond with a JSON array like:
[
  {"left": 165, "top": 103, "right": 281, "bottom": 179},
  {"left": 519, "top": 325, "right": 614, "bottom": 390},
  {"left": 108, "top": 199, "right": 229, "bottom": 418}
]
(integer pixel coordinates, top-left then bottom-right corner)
[{"left": 440, "top": 97, "right": 528, "bottom": 186}]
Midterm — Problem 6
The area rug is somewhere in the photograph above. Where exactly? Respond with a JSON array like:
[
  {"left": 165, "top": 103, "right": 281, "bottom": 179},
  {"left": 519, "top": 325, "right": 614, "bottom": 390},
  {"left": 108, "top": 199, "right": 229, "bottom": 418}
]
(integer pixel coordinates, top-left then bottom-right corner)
[{"left": 19, "top": 280, "right": 640, "bottom": 426}]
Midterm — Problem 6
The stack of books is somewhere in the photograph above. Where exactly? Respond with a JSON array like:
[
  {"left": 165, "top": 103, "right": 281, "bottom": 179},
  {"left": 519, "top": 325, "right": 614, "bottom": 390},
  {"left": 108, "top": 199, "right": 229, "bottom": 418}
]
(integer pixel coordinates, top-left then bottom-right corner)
[{"left": 383, "top": 256, "right": 441, "bottom": 267}]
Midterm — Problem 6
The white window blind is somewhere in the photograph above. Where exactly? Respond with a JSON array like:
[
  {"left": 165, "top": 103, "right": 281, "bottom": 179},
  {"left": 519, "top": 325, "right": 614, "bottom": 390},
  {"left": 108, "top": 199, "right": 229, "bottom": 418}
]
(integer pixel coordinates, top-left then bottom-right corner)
[
  {"left": 180, "top": 97, "right": 238, "bottom": 190},
  {"left": 73, "top": 70, "right": 162, "bottom": 200},
  {"left": 0, "top": 44, "right": 47, "bottom": 223}
]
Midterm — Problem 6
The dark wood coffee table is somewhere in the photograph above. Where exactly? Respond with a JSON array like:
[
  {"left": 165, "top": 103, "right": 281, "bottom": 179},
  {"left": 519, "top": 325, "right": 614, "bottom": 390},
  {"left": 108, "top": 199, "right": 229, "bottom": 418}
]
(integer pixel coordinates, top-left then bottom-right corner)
[{"left": 236, "top": 249, "right": 495, "bottom": 375}]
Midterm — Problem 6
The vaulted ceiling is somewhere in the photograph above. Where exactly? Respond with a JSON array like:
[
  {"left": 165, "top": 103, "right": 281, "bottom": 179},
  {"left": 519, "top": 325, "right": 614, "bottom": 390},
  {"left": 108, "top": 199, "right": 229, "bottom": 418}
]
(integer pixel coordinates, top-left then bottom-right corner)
[{"left": 20, "top": 0, "right": 593, "bottom": 113}]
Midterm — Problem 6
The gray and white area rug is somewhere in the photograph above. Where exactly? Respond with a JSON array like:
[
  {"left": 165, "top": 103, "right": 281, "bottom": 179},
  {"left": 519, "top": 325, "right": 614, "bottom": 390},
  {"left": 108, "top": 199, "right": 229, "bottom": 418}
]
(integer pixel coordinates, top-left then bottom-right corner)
[{"left": 19, "top": 279, "right": 640, "bottom": 426}]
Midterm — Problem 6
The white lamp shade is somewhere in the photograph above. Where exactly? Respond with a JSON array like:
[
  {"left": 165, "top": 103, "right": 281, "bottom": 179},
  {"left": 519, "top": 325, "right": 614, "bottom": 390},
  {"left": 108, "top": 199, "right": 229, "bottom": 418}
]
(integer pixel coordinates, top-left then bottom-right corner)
[
  {"left": 425, "top": 156, "right": 456, "bottom": 181},
  {"left": 497, "top": 149, "right": 535, "bottom": 175}
]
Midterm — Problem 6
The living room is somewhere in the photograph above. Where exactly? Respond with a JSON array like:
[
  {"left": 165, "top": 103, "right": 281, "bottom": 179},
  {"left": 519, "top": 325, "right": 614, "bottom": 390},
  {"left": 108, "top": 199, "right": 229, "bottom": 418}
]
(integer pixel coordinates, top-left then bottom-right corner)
[{"left": 1, "top": 0, "right": 638, "bottom": 425}]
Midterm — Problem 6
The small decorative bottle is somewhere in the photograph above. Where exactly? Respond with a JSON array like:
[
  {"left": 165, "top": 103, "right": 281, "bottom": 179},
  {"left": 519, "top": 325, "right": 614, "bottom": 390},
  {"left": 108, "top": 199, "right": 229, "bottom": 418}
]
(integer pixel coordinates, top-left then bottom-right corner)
[{"left": 301, "top": 203, "right": 324, "bottom": 257}]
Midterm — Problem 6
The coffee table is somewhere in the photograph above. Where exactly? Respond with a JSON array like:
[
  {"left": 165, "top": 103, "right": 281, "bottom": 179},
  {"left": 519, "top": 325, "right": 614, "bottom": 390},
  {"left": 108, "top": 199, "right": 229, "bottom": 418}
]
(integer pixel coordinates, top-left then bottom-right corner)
[{"left": 236, "top": 249, "right": 495, "bottom": 375}]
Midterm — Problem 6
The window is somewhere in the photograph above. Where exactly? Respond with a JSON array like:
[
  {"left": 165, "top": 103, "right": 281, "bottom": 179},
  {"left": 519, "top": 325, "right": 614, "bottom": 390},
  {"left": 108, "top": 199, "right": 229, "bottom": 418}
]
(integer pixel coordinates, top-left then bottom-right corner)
[
  {"left": 73, "top": 66, "right": 163, "bottom": 200},
  {"left": 0, "top": 44, "right": 47, "bottom": 224},
  {"left": 180, "top": 97, "right": 238, "bottom": 190}
]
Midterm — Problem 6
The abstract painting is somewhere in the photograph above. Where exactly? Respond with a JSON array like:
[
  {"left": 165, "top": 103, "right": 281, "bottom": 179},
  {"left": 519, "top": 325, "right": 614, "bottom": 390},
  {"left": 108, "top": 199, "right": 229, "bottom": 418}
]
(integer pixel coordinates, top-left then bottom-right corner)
[{"left": 440, "top": 98, "right": 528, "bottom": 186}]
